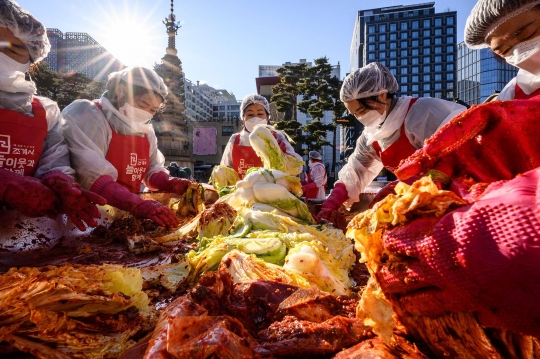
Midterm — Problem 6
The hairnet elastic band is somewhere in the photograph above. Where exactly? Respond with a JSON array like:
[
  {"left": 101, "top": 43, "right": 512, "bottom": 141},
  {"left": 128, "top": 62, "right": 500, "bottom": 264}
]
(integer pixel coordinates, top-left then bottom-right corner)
[{"left": 485, "top": 0, "right": 540, "bottom": 42}]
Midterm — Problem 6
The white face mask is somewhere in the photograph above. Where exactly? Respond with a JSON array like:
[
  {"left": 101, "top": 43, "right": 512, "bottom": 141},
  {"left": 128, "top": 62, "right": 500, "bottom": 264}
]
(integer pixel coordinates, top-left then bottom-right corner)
[
  {"left": 119, "top": 102, "right": 154, "bottom": 123},
  {"left": 244, "top": 116, "right": 267, "bottom": 132},
  {"left": 504, "top": 36, "right": 540, "bottom": 76},
  {"left": 358, "top": 109, "right": 386, "bottom": 128},
  {"left": 0, "top": 52, "right": 31, "bottom": 74}
]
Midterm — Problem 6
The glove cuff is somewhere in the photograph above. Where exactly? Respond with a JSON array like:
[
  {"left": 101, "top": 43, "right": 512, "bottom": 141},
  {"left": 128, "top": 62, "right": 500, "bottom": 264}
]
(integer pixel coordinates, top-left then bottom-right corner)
[
  {"left": 90, "top": 175, "right": 142, "bottom": 212},
  {"left": 331, "top": 183, "right": 350, "bottom": 203},
  {"left": 148, "top": 171, "right": 173, "bottom": 192}
]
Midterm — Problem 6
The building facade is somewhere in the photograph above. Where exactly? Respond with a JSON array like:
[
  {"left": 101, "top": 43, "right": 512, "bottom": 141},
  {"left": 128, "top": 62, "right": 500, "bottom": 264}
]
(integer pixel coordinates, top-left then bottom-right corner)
[
  {"left": 350, "top": 2, "right": 457, "bottom": 100},
  {"left": 43, "top": 29, "right": 124, "bottom": 81},
  {"left": 457, "top": 41, "right": 518, "bottom": 105}
]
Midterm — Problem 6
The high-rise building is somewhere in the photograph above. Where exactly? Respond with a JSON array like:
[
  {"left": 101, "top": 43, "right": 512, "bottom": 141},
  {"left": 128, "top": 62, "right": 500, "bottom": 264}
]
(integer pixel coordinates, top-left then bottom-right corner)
[
  {"left": 457, "top": 41, "right": 518, "bottom": 106},
  {"left": 43, "top": 29, "right": 124, "bottom": 81},
  {"left": 350, "top": 2, "right": 457, "bottom": 100}
]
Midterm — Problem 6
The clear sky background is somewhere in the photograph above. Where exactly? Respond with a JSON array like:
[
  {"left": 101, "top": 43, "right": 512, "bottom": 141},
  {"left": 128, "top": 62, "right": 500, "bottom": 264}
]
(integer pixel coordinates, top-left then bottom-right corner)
[{"left": 19, "top": 0, "right": 477, "bottom": 99}]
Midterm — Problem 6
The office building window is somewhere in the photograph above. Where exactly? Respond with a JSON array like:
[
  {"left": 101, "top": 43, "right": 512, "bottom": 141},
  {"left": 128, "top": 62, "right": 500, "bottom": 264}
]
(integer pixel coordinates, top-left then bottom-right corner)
[
  {"left": 400, "top": 67, "right": 408, "bottom": 74},
  {"left": 412, "top": 49, "right": 419, "bottom": 56},
  {"left": 379, "top": 34, "right": 387, "bottom": 41},
  {"left": 401, "top": 58, "right": 408, "bottom": 66},
  {"left": 423, "top": 38, "right": 430, "bottom": 46},
  {"left": 447, "top": 73, "right": 454, "bottom": 80},
  {"left": 222, "top": 126, "right": 234, "bottom": 136},
  {"left": 447, "top": 82, "right": 454, "bottom": 89},
  {"left": 390, "top": 23, "right": 397, "bottom": 31},
  {"left": 390, "top": 59, "right": 397, "bottom": 66},
  {"left": 401, "top": 40, "right": 408, "bottom": 48},
  {"left": 390, "top": 51, "right": 397, "bottom": 57},
  {"left": 434, "top": 64, "right": 442, "bottom": 72},
  {"left": 412, "top": 40, "right": 419, "bottom": 47},
  {"left": 412, "top": 31, "right": 419, "bottom": 38},
  {"left": 379, "top": 51, "right": 386, "bottom": 58},
  {"left": 412, "top": 84, "right": 419, "bottom": 91},
  {"left": 368, "top": 53, "right": 375, "bottom": 60},
  {"left": 423, "top": 56, "right": 430, "bottom": 64},
  {"left": 423, "top": 74, "right": 431, "bottom": 82},
  {"left": 447, "top": 63, "right": 454, "bottom": 71},
  {"left": 435, "top": 92, "right": 442, "bottom": 98},
  {"left": 368, "top": 35, "right": 376, "bottom": 42},
  {"left": 379, "top": 24, "right": 386, "bottom": 32},
  {"left": 401, "top": 85, "right": 408, "bottom": 93},
  {"left": 412, "top": 93, "right": 420, "bottom": 97},
  {"left": 390, "top": 33, "right": 397, "bottom": 40},
  {"left": 446, "top": 45, "right": 454, "bottom": 52},
  {"left": 423, "top": 92, "right": 431, "bottom": 97},
  {"left": 447, "top": 27, "right": 454, "bottom": 34},
  {"left": 423, "top": 47, "right": 431, "bottom": 55},
  {"left": 401, "top": 32, "right": 408, "bottom": 39},
  {"left": 412, "top": 66, "right": 419, "bottom": 74},
  {"left": 390, "top": 68, "right": 397, "bottom": 75},
  {"left": 412, "top": 20, "right": 419, "bottom": 29},
  {"left": 423, "top": 9, "right": 430, "bottom": 15},
  {"left": 446, "top": 36, "right": 454, "bottom": 44},
  {"left": 380, "top": 43, "right": 387, "bottom": 50},
  {"left": 401, "top": 22, "right": 408, "bottom": 30},
  {"left": 435, "top": 17, "right": 442, "bottom": 26},
  {"left": 435, "top": 37, "right": 442, "bottom": 45},
  {"left": 412, "top": 57, "right": 419, "bottom": 64},
  {"left": 368, "top": 44, "right": 376, "bottom": 51},
  {"left": 434, "top": 74, "right": 442, "bottom": 81},
  {"left": 390, "top": 42, "right": 397, "bottom": 49},
  {"left": 435, "top": 47, "right": 442, "bottom": 54},
  {"left": 447, "top": 90, "right": 454, "bottom": 98},
  {"left": 446, "top": 54, "right": 454, "bottom": 62},
  {"left": 434, "top": 55, "right": 442, "bottom": 63},
  {"left": 423, "top": 84, "right": 431, "bottom": 91},
  {"left": 435, "top": 83, "right": 442, "bottom": 90},
  {"left": 423, "top": 65, "right": 431, "bottom": 73},
  {"left": 401, "top": 50, "right": 408, "bottom": 57},
  {"left": 423, "top": 19, "right": 430, "bottom": 27},
  {"left": 412, "top": 75, "right": 419, "bottom": 82},
  {"left": 368, "top": 25, "right": 376, "bottom": 34},
  {"left": 400, "top": 76, "right": 408, "bottom": 83},
  {"left": 447, "top": 17, "right": 455, "bottom": 25},
  {"left": 435, "top": 28, "right": 442, "bottom": 36},
  {"left": 423, "top": 29, "right": 430, "bottom": 37}
]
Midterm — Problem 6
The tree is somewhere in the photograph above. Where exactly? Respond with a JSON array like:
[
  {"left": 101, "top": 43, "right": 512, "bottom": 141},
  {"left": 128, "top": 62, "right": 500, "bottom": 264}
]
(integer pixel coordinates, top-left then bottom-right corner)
[
  {"left": 271, "top": 62, "right": 308, "bottom": 122},
  {"left": 31, "top": 62, "right": 106, "bottom": 110}
]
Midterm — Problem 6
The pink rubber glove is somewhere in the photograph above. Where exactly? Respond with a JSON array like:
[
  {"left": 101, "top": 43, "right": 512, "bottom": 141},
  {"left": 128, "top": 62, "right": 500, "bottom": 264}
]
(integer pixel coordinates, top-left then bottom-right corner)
[
  {"left": 91, "top": 175, "right": 179, "bottom": 228},
  {"left": 148, "top": 171, "right": 191, "bottom": 195},
  {"left": 41, "top": 172, "right": 107, "bottom": 231},
  {"left": 301, "top": 181, "right": 318, "bottom": 194},
  {"left": 272, "top": 132, "right": 289, "bottom": 154},
  {"left": 0, "top": 168, "right": 59, "bottom": 218},
  {"left": 315, "top": 183, "right": 349, "bottom": 223},
  {"left": 378, "top": 167, "right": 540, "bottom": 337}
]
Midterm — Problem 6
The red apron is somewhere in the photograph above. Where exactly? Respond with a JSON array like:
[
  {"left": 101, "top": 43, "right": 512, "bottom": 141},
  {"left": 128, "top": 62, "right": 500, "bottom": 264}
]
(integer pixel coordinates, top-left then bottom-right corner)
[
  {"left": 95, "top": 102, "right": 150, "bottom": 193},
  {"left": 0, "top": 98, "right": 48, "bottom": 176},
  {"left": 515, "top": 84, "right": 540, "bottom": 100},
  {"left": 304, "top": 162, "right": 327, "bottom": 200},
  {"left": 231, "top": 133, "right": 263, "bottom": 179},
  {"left": 372, "top": 98, "right": 419, "bottom": 172}
]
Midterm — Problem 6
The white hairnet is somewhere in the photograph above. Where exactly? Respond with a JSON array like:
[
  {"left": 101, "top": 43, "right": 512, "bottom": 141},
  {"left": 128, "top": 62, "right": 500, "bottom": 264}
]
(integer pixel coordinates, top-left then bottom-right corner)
[
  {"left": 240, "top": 94, "right": 270, "bottom": 120},
  {"left": 340, "top": 63, "right": 398, "bottom": 102},
  {"left": 309, "top": 150, "right": 322, "bottom": 160},
  {"left": 465, "top": 0, "right": 540, "bottom": 49},
  {"left": 0, "top": 0, "right": 50, "bottom": 62},
  {"left": 108, "top": 66, "right": 168, "bottom": 100}
]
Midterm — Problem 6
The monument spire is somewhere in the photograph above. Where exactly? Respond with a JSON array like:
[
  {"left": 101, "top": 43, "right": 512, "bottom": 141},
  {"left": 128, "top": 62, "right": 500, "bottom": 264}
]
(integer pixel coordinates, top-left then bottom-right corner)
[{"left": 163, "top": 0, "right": 181, "bottom": 59}]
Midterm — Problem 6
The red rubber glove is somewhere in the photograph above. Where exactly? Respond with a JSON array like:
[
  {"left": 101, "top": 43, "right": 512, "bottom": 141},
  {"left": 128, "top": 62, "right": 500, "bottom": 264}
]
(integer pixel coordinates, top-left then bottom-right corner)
[
  {"left": 91, "top": 175, "right": 179, "bottom": 228},
  {"left": 314, "top": 183, "right": 349, "bottom": 223},
  {"left": 396, "top": 100, "right": 540, "bottom": 184},
  {"left": 272, "top": 132, "right": 289, "bottom": 154},
  {"left": 41, "top": 172, "right": 107, "bottom": 231},
  {"left": 301, "top": 181, "right": 318, "bottom": 194},
  {"left": 378, "top": 167, "right": 540, "bottom": 337},
  {"left": 0, "top": 168, "right": 59, "bottom": 218},
  {"left": 148, "top": 171, "right": 191, "bottom": 195}
]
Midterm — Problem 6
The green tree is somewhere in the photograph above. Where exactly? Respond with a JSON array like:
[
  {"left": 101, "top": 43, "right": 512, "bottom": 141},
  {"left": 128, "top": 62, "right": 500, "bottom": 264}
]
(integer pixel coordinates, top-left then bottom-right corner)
[{"left": 271, "top": 62, "right": 308, "bottom": 122}]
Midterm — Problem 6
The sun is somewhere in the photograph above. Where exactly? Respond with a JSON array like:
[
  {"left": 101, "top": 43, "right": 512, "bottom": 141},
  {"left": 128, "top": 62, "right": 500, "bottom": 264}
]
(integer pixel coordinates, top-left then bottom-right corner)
[{"left": 90, "top": 1, "right": 164, "bottom": 68}]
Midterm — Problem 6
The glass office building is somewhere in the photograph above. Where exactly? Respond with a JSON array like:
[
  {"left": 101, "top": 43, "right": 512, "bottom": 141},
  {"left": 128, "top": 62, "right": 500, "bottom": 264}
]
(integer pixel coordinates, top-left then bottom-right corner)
[{"left": 457, "top": 42, "right": 518, "bottom": 106}]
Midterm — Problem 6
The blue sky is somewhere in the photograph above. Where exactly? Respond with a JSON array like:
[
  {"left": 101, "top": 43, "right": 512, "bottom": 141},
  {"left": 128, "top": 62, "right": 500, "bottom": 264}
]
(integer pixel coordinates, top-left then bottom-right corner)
[{"left": 19, "top": 0, "right": 477, "bottom": 99}]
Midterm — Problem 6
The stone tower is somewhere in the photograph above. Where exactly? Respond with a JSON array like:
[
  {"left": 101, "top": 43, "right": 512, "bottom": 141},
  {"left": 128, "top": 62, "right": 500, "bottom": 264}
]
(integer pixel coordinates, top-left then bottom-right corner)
[{"left": 153, "top": 0, "right": 193, "bottom": 171}]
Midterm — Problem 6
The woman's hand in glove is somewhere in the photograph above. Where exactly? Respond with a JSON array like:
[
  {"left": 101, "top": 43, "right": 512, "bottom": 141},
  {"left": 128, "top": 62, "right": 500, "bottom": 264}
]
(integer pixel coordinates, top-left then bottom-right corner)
[
  {"left": 315, "top": 183, "right": 349, "bottom": 223},
  {"left": 132, "top": 200, "right": 179, "bottom": 228},
  {"left": 0, "top": 168, "right": 59, "bottom": 218},
  {"left": 41, "top": 172, "right": 106, "bottom": 231},
  {"left": 378, "top": 167, "right": 540, "bottom": 337},
  {"left": 148, "top": 171, "right": 191, "bottom": 195},
  {"left": 272, "top": 132, "right": 290, "bottom": 154}
]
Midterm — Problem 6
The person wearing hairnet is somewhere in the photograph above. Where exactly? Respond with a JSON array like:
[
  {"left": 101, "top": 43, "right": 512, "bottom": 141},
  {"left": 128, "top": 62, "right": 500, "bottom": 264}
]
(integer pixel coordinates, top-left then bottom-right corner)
[
  {"left": 0, "top": 0, "right": 106, "bottom": 231},
  {"left": 315, "top": 63, "right": 466, "bottom": 223},
  {"left": 465, "top": 0, "right": 540, "bottom": 100},
  {"left": 62, "top": 66, "right": 191, "bottom": 228},
  {"left": 301, "top": 151, "right": 327, "bottom": 200},
  {"left": 220, "top": 94, "right": 301, "bottom": 178}
]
